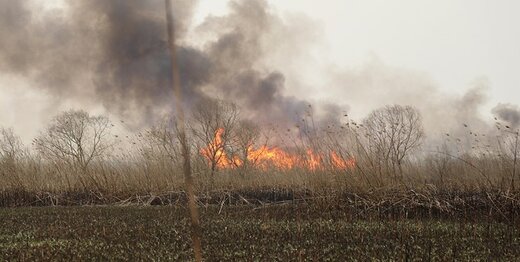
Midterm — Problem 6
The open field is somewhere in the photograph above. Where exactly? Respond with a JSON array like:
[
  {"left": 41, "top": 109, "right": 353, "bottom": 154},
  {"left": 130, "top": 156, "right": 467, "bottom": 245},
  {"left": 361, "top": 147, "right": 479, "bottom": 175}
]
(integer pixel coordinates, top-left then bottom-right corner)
[
  {"left": 0, "top": 105, "right": 518, "bottom": 261},
  {"left": 1, "top": 0, "right": 519, "bottom": 261},
  {"left": 0, "top": 86, "right": 518, "bottom": 261},
  {"left": 1, "top": 205, "right": 520, "bottom": 261}
]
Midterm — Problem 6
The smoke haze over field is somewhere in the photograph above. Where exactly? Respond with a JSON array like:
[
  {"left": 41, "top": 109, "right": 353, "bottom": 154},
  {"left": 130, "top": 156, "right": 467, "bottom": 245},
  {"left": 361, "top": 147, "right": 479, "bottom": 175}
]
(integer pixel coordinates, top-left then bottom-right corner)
[{"left": 0, "top": 0, "right": 518, "bottom": 143}]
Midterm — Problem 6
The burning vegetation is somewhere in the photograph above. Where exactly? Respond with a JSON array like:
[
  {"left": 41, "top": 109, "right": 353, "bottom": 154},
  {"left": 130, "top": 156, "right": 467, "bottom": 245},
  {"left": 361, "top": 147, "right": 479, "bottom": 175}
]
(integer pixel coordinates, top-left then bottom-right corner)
[
  {"left": 200, "top": 128, "right": 356, "bottom": 170},
  {"left": 1, "top": 1, "right": 520, "bottom": 261}
]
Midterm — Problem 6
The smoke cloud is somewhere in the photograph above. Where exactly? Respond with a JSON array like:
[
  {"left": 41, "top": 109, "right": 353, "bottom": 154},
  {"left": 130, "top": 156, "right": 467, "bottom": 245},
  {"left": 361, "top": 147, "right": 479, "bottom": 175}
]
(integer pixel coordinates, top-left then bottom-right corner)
[
  {"left": 324, "top": 59, "right": 495, "bottom": 140},
  {"left": 0, "top": 0, "right": 517, "bottom": 145},
  {"left": 492, "top": 103, "right": 520, "bottom": 129},
  {"left": 0, "top": 0, "right": 318, "bottom": 130}
]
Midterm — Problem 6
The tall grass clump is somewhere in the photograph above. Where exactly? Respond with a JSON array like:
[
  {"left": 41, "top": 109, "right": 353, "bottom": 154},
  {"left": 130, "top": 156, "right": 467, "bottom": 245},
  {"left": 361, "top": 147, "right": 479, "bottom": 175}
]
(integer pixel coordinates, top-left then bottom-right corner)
[{"left": 0, "top": 102, "right": 519, "bottom": 216}]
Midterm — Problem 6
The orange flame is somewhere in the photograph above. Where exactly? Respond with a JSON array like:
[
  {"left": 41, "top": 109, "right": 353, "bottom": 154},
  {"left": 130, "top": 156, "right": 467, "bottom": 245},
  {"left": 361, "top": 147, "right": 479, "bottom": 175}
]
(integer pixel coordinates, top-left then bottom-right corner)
[
  {"left": 200, "top": 128, "right": 236, "bottom": 168},
  {"left": 248, "top": 146, "right": 298, "bottom": 169},
  {"left": 330, "top": 151, "right": 356, "bottom": 169},
  {"left": 200, "top": 128, "right": 356, "bottom": 171}
]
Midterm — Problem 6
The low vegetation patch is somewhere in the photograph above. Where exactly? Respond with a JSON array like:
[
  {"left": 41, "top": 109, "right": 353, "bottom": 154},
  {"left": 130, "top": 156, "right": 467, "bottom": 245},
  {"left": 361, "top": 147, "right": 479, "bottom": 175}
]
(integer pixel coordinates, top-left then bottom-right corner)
[{"left": 1, "top": 206, "right": 519, "bottom": 261}]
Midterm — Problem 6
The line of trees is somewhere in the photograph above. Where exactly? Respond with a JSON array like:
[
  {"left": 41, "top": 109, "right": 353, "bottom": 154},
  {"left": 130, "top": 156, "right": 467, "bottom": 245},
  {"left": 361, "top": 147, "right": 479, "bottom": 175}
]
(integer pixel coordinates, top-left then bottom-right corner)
[
  {"left": 3, "top": 99, "right": 519, "bottom": 191},
  {"left": 0, "top": 100, "right": 426, "bottom": 180}
]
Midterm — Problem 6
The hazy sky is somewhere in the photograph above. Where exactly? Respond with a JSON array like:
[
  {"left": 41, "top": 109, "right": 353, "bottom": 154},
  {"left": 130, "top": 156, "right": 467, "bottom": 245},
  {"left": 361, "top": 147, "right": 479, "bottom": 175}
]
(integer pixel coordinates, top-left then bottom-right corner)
[{"left": 1, "top": 0, "right": 519, "bottom": 141}]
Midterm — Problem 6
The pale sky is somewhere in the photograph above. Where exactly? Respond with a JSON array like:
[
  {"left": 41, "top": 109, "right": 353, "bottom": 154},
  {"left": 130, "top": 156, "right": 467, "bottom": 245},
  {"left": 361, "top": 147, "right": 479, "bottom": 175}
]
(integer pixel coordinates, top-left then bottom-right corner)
[
  {"left": 1, "top": 0, "right": 519, "bottom": 141},
  {"left": 287, "top": 1, "right": 518, "bottom": 102}
]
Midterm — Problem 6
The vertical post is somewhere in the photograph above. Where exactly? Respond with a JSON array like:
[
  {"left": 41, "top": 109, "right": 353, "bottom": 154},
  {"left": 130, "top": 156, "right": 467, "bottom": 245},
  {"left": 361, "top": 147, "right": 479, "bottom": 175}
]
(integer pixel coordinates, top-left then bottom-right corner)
[
  {"left": 512, "top": 131, "right": 518, "bottom": 192},
  {"left": 164, "top": 1, "right": 203, "bottom": 261}
]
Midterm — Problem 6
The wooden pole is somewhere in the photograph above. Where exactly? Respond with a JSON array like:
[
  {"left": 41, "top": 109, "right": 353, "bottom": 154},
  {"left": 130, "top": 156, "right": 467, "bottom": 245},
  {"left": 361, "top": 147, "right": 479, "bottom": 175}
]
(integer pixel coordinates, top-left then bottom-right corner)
[{"left": 164, "top": 1, "right": 203, "bottom": 261}]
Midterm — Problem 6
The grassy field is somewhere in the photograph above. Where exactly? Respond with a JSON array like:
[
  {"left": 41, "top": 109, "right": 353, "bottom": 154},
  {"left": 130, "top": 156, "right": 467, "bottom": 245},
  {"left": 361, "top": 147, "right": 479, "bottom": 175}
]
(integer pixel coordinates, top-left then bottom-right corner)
[{"left": 1, "top": 205, "right": 519, "bottom": 261}]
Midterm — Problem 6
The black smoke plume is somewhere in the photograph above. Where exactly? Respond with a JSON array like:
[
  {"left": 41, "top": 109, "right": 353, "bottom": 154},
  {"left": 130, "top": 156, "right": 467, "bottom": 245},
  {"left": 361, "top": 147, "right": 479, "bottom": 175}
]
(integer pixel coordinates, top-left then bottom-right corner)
[{"left": 0, "top": 0, "right": 313, "bottom": 128}]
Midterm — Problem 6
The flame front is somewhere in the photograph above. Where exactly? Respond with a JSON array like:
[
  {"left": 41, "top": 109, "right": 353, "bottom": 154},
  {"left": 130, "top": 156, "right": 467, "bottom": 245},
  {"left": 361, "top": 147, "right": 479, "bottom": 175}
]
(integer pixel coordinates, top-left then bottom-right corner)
[
  {"left": 330, "top": 151, "right": 356, "bottom": 169},
  {"left": 200, "top": 128, "right": 356, "bottom": 171},
  {"left": 199, "top": 128, "right": 237, "bottom": 169}
]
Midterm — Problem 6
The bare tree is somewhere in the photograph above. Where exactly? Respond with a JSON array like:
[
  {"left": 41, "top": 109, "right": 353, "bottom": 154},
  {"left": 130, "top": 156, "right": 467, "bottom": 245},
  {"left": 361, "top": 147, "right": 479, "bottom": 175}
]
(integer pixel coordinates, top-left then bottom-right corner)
[
  {"left": 363, "top": 105, "right": 425, "bottom": 179},
  {"left": 34, "top": 110, "right": 113, "bottom": 171},
  {"left": 0, "top": 127, "right": 25, "bottom": 164},
  {"left": 229, "top": 120, "right": 262, "bottom": 174},
  {"left": 143, "top": 115, "right": 182, "bottom": 165},
  {"left": 191, "top": 99, "right": 240, "bottom": 177},
  {"left": 0, "top": 128, "right": 26, "bottom": 188}
]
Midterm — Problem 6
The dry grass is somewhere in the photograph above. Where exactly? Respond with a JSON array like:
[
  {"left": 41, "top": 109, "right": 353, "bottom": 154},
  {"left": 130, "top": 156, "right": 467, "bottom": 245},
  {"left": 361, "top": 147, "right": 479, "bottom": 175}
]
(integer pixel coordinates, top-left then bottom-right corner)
[{"left": 0, "top": 107, "right": 519, "bottom": 212}]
